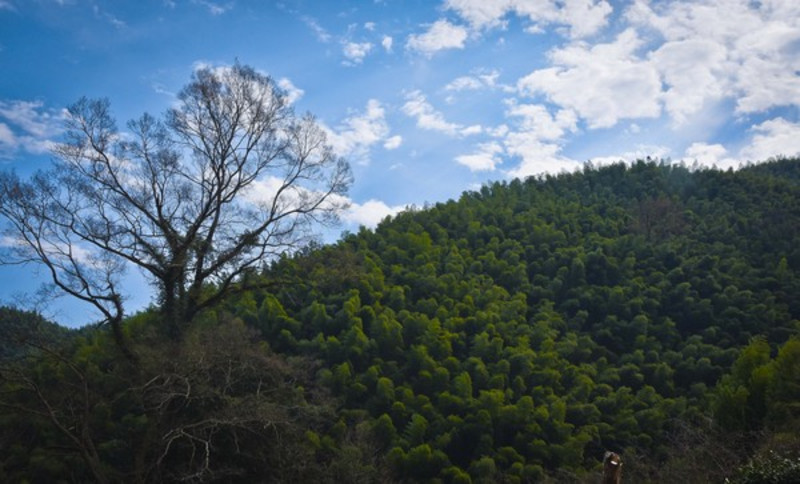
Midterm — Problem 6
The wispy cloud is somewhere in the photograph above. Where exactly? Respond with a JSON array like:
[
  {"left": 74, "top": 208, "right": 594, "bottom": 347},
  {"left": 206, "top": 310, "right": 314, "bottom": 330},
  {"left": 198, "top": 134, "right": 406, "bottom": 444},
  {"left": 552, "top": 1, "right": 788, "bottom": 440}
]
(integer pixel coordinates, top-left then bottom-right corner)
[
  {"left": 0, "top": 100, "right": 65, "bottom": 158},
  {"left": 302, "top": 16, "right": 332, "bottom": 43},
  {"left": 192, "top": 0, "right": 232, "bottom": 16},
  {"left": 402, "top": 90, "right": 481, "bottom": 137},
  {"left": 92, "top": 5, "right": 127, "bottom": 30}
]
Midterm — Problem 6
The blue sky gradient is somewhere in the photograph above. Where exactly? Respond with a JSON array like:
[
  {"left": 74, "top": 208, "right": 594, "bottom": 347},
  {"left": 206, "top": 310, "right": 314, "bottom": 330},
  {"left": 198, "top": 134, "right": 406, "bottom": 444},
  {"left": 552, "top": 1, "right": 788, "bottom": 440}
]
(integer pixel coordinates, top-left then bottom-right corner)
[{"left": 1, "top": 0, "right": 799, "bottom": 326}]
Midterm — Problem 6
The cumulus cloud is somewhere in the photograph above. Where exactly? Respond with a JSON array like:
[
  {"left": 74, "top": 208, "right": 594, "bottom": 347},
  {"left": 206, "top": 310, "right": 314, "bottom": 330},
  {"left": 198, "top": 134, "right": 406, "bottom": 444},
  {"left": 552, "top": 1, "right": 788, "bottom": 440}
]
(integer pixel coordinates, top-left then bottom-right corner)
[
  {"left": 500, "top": 103, "right": 582, "bottom": 178},
  {"left": 383, "top": 135, "right": 402, "bottom": 150},
  {"left": 402, "top": 90, "right": 481, "bottom": 136},
  {"left": 342, "top": 41, "right": 373, "bottom": 65},
  {"left": 381, "top": 35, "right": 393, "bottom": 52},
  {"left": 407, "top": 19, "right": 468, "bottom": 55},
  {"left": 505, "top": 101, "right": 577, "bottom": 141},
  {"left": 683, "top": 142, "right": 740, "bottom": 170},
  {"left": 740, "top": 118, "right": 800, "bottom": 161},
  {"left": 504, "top": 134, "right": 578, "bottom": 179},
  {"left": 343, "top": 199, "right": 406, "bottom": 228},
  {"left": 324, "top": 99, "right": 397, "bottom": 163},
  {"left": 628, "top": 0, "right": 800, "bottom": 116},
  {"left": 517, "top": 28, "right": 662, "bottom": 129},
  {"left": 455, "top": 141, "right": 504, "bottom": 171},
  {"left": 650, "top": 38, "right": 728, "bottom": 124},
  {"left": 445, "top": 0, "right": 613, "bottom": 38},
  {"left": 504, "top": 0, "right": 800, "bottom": 135}
]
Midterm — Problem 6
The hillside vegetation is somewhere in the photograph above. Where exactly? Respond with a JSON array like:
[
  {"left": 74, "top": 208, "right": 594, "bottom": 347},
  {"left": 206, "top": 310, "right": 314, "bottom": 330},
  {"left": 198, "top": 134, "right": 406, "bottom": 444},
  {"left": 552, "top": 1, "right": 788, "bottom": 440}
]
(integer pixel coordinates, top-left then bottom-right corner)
[{"left": 2, "top": 159, "right": 800, "bottom": 482}]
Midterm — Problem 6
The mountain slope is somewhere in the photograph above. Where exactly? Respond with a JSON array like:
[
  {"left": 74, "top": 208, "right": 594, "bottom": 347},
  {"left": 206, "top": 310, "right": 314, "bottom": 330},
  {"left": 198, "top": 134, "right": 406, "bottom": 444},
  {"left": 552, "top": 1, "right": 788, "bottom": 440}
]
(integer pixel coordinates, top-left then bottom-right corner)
[{"left": 237, "top": 159, "right": 800, "bottom": 481}]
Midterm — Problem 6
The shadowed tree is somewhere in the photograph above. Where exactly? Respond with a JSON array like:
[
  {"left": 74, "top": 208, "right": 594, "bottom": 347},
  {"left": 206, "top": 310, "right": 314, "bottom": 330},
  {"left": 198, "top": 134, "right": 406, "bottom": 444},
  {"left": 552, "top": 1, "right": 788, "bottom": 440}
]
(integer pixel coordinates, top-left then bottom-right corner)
[{"left": 0, "top": 63, "right": 351, "bottom": 350}]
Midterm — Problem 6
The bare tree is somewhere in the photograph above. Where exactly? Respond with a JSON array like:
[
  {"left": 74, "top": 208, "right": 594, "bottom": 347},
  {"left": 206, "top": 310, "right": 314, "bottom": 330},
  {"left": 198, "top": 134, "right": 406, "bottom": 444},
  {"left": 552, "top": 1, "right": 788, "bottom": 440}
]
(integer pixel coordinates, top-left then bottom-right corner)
[{"left": 0, "top": 63, "right": 351, "bottom": 348}]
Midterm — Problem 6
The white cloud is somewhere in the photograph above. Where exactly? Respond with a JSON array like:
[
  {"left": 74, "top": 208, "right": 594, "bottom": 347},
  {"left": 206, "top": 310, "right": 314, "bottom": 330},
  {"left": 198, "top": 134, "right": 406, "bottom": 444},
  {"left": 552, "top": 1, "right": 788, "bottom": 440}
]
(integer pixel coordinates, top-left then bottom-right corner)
[
  {"left": 92, "top": 5, "right": 126, "bottom": 29},
  {"left": 650, "top": 38, "right": 728, "bottom": 124},
  {"left": 504, "top": 133, "right": 578, "bottom": 179},
  {"left": 683, "top": 142, "right": 739, "bottom": 170},
  {"left": 0, "top": 100, "right": 61, "bottom": 138},
  {"left": 192, "top": 0, "right": 231, "bottom": 15},
  {"left": 517, "top": 28, "right": 662, "bottom": 128},
  {"left": 444, "top": 0, "right": 511, "bottom": 29},
  {"left": 505, "top": 101, "right": 577, "bottom": 141},
  {"left": 277, "top": 78, "right": 304, "bottom": 105},
  {"left": 0, "top": 122, "right": 16, "bottom": 148},
  {"left": 487, "top": 124, "right": 509, "bottom": 138},
  {"left": 402, "top": 90, "right": 480, "bottom": 137},
  {"left": 0, "top": 100, "right": 65, "bottom": 158},
  {"left": 501, "top": 102, "right": 582, "bottom": 178},
  {"left": 381, "top": 35, "right": 393, "bottom": 52},
  {"left": 364, "top": 21, "right": 376, "bottom": 31},
  {"left": 445, "top": 0, "right": 613, "bottom": 38},
  {"left": 0, "top": 1, "right": 15, "bottom": 11},
  {"left": 444, "top": 70, "right": 506, "bottom": 94},
  {"left": 302, "top": 16, "right": 332, "bottom": 43},
  {"left": 383, "top": 135, "right": 402, "bottom": 150},
  {"left": 455, "top": 141, "right": 504, "bottom": 171},
  {"left": 0, "top": 235, "right": 99, "bottom": 268},
  {"left": 445, "top": 76, "right": 483, "bottom": 92},
  {"left": 244, "top": 177, "right": 350, "bottom": 220},
  {"left": 506, "top": 1, "right": 800, "bottom": 133},
  {"left": 628, "top": 0, "right": 800, "bottom": 115},
  {"left": 407, "top": 19, "right": 468, "bottom": 55},
  {"left": 740, "top": 118, "right": 800, "bottom": 161},
  {"left": 342, "top": 41, "right": 373, "bottom": 65},
  {"left": 324, "top": 99, "right": 396, "bottom": 163},
  {"left": 588, "top": 145, "right": 672, "bottom": 167},
  {"left": 343, "top": 199, "right": 406, "bottom": 228}
]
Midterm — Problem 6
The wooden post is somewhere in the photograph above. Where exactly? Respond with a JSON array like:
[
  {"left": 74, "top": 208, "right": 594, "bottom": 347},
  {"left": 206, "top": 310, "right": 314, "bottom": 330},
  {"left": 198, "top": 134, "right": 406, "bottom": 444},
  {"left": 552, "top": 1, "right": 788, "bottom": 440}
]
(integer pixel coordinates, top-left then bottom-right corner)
[{"left": 602, "top": 451, "right": 622, "bottom": 484}]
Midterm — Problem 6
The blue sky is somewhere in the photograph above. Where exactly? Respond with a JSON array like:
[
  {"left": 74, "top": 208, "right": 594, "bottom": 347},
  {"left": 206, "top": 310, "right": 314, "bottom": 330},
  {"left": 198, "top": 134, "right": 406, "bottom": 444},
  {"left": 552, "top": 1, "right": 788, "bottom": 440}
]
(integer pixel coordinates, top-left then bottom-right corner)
[{"left": 1, "top": 0, "right": 799, "bottom": 326}]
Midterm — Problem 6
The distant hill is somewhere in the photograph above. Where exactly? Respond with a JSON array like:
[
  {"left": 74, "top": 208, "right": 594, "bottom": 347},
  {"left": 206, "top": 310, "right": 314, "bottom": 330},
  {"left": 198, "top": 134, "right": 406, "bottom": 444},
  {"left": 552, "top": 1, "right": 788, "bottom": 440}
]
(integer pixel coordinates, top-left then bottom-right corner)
[{"left": 0, "top": 306, "right": 74, "bottom": 359}]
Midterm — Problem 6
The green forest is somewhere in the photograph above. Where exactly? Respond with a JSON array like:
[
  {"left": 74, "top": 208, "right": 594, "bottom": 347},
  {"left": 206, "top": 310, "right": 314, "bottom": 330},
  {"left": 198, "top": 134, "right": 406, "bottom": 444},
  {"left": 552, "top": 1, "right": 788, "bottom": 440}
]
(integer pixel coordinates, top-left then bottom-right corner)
[{"left": 2, "top": 159, "right": 800, "bottom": 483}]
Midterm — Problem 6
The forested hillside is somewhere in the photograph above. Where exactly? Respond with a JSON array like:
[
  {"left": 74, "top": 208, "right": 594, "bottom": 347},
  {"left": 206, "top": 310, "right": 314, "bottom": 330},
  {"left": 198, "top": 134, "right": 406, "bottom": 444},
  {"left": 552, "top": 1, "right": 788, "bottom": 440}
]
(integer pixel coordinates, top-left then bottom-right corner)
[{"left": 2, "top": 159, "right": 800, "bottom": 482}]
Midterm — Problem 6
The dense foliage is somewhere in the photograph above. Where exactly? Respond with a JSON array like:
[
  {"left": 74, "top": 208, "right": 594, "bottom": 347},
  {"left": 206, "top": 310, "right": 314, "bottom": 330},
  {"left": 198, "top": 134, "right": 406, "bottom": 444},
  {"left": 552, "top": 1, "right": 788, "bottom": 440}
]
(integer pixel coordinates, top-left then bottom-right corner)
[
  {"left": 2, "top": 159, "right": 799, "bottom": 482},
  {"left": 244, "top": 158, "right": 800, "bottom": 482}
]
